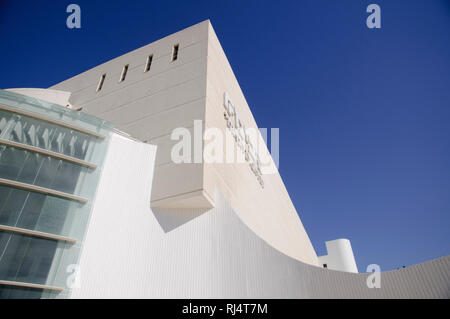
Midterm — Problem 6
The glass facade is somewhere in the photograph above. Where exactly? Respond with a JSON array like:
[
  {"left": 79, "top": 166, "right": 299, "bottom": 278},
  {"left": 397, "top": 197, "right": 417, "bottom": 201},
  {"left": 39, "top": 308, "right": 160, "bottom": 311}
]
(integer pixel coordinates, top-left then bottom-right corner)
[{"left": 0, "top": 89, "right": 113, "bottom": 298}]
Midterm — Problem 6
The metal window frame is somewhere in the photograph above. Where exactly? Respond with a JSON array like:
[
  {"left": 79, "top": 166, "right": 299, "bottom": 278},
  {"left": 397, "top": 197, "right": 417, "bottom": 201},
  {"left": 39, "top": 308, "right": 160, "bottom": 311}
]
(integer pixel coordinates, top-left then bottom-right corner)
[
  {"left": 0, "top": 178, "right": 88, "bottom": 203},
  {"left": 0, "top": 280, "right": 64, "bottom": 292},
  {"left": 0, "top": 224, "right": 76, "bottom": 244},
  {"left": 0, "top": 138, "right": 97, "bottom": 169}
]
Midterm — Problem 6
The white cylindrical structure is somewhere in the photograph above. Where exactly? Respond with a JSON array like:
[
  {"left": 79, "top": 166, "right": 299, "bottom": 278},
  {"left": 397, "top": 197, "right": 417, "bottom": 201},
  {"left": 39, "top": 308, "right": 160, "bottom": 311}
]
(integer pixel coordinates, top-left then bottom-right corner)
[{"left": 318, "top": 239, "right": 358, "bottom": 273}]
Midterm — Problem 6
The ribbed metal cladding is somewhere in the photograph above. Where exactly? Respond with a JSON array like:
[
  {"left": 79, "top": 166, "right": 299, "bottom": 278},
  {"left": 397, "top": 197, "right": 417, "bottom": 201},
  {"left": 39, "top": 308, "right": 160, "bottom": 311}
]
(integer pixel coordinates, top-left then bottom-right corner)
[
  {"left": 72, "top": 169, "right": 450, "bottom": 298},
  {"left": 211, "top": 191, "right": 450, "bottom": 299},
  {"left": 306, "top": 256, "right": 450, "bottom": 298}
]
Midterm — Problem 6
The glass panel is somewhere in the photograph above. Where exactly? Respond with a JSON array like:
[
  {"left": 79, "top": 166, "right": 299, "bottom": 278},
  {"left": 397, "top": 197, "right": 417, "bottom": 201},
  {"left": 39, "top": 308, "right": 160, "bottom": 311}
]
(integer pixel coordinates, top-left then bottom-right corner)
[
  {"left": 0, "top": 89, "right": 113, "bottom": 135},
  {"left": 0, "top": 285, "right": 59, "bottom": 299},
  {"left": 0, "top": 89, "right": 113, "bottom": 298},
  {"left": 0, "top": 109, "right": 96, "bottom": 162},
  {"left": 0, "top": 232, "right": 61, "bottom": 284},
  {"left": 0, "top": 186, "right": 86, "bottom": 238},
  {"left": 0, "top": 146, "right": 95, "bottom": 195}
]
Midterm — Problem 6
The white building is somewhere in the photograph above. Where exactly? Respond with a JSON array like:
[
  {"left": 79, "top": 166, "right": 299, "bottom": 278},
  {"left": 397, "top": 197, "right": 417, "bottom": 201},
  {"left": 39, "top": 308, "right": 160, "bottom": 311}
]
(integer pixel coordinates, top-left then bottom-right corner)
[{"left": 0, "top": 20, "right": 448, "bottom": 298}]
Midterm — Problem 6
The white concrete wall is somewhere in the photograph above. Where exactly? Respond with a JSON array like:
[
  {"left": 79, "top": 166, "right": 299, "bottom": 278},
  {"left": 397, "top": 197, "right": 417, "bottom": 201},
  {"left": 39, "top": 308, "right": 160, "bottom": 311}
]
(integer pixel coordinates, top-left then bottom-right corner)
[
  {"left": 318, "top": 239, "right": 358, "bottom": 273},
  {"left": 203, "top": 23, "right": 319, "bottom": 266},
  {"left": 50, "top": 21, "right": 210, "bottom": 208},
  {"left": 49, "top": 20, "right": 319, "bottom": 266}
]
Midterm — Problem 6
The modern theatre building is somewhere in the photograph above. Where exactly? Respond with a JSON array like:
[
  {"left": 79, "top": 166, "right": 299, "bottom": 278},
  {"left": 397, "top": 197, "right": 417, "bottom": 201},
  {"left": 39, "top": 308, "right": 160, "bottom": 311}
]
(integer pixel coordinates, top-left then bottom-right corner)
[{"left": 0, "top": 20, "right": 449, "bottom": 298}]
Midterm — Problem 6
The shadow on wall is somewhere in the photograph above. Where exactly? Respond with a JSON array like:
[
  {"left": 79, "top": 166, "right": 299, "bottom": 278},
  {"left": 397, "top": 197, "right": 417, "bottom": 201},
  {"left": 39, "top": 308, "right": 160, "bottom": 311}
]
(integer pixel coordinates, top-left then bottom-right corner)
[{"left": 152, "top": 207, "right": 211, "bottom": 233}]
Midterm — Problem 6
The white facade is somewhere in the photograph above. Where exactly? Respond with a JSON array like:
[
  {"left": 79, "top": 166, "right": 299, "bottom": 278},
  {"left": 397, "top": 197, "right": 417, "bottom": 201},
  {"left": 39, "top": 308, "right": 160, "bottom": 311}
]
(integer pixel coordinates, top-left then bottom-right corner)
[
  {"left": 65, "top": 129, "right": 447, "bottom": 298},
  {"left": 318, "top": 239, "right": 359, "bottom": 273},
  {"left": 50, "top": 20, "right": 320, "bottom": 267}
]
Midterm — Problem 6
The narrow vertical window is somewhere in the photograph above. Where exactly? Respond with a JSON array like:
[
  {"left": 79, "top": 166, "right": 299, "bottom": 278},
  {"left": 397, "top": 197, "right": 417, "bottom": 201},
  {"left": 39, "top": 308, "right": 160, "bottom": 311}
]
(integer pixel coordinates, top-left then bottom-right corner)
[
  {"left": 96, "top": 74, "right": 106, "bottom": 92},
  {"left": 119, "top": 64, "right": 129, "bottom": 82},
  {"left": 171, "top": 44, "right": 179, "bottom": 62},
  {"left": 144, "top": 55, "right": 153, "bottom": 72}
]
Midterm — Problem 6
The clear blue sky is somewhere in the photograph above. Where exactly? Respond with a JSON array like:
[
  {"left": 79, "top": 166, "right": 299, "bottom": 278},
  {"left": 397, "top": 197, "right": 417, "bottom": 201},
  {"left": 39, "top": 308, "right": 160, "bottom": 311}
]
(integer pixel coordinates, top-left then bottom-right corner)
[{"left": 1, "top": 0, "right": 449, "bottom": 272}]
